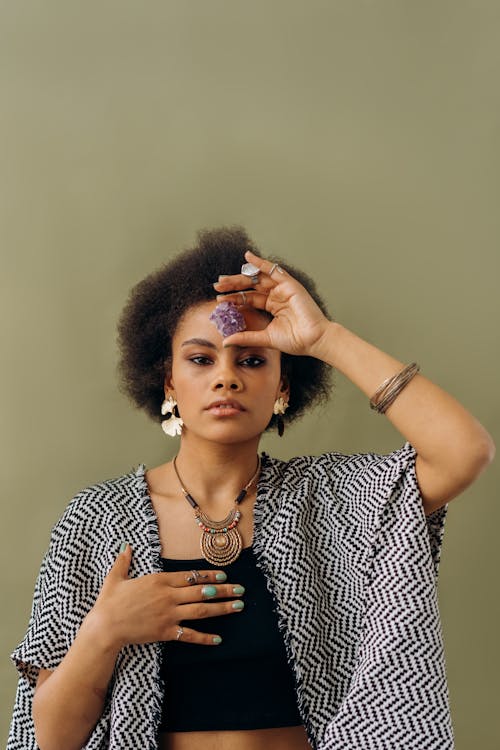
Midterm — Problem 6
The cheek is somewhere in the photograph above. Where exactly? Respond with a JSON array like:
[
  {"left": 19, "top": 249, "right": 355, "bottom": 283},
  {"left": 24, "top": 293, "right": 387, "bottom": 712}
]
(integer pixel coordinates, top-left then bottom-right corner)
[{"left": 170, "top": 358, "right": 197, "bottom": 385}]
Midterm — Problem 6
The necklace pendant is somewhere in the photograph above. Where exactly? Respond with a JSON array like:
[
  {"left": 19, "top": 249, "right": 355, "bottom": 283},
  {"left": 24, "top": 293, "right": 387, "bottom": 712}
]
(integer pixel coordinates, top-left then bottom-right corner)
[
  {"left": 173, "top": 454, "right": 260, "bottom": 567},
  {"left": 200, "top": 526, "right": 243, "bottom": 565},
  {"left": 214, "top": 533, "right": 228, "bottom": 549}
]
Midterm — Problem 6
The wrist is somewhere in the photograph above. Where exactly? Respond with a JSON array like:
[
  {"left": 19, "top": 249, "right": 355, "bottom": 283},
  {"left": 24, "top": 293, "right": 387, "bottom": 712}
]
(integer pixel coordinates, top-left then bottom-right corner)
[
  {"left": 308, "top": 320, "right": 345, "bottom": 366},
  {"left": 80, "top": 608, "right": 123, "bottom": 655}
]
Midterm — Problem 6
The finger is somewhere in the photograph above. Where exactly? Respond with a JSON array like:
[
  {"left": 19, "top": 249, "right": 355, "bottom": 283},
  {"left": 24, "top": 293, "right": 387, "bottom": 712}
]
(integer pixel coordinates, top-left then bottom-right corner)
[
  {"left": 244, "top": 249, "right": 289, "bottom": 279},
  {"left": 178, "top": 599, "right": 245, "bottom": 621},
  {"left": 171, "top": 626, "right": 223, "bottom": 647},
  {"left": 175, "top": 582, "right": 245, "bottom": 605},
  {"left": 213, "top": 274, "right": 275, "bottom": 293},
  {"left": 222, "top": 328, "right": 273, "bottom": 349},
  {"left": 166, "top": 570, "right": 227, "bottom": 588},
  {"left": 215, "top": 291, "right": 269, "bottom": 310},
  {"left": 108, "top": 542, "right": 133, "bottom": 580}
]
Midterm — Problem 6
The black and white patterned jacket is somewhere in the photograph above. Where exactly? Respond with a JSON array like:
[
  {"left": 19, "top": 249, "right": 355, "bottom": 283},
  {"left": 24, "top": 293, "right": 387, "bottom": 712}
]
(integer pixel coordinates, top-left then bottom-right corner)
[{"left": 7, "top": 442, "right": 453, "bottom": 749}]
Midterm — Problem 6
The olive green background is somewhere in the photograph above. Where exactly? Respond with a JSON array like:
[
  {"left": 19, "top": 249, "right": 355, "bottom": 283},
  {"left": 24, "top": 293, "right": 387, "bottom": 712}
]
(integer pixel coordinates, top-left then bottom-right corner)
[{"left": 1, "top": 1, "right": 498, "bottom": 747}]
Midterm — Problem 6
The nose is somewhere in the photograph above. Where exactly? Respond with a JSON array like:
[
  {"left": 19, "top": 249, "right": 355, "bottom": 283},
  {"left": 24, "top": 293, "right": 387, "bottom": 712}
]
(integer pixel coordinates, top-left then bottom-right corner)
[{"left": 211, "top": 362, "right": 244, "bottom": 392}]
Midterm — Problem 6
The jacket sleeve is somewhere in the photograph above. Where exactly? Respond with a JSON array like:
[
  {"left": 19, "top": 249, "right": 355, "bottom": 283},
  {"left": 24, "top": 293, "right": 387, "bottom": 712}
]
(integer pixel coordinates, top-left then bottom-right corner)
[
  {"left": 368, "top": 440, "right": 448, "bottom": 579},
  {"left": 321, "top": 441, "right": 454, "bottom": 749},
  {"left": 7, "top": 497, "right": 100, "bottom": 750},
  {"left": 10, "top": 541, "right": 66, "bottom": 687}
]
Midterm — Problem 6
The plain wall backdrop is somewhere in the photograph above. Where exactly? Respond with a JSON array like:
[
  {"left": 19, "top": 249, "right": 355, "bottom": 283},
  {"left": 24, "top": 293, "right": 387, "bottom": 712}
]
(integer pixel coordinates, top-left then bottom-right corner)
[{"left": 1, "top": 2, "right": 499, "bottom": 747}]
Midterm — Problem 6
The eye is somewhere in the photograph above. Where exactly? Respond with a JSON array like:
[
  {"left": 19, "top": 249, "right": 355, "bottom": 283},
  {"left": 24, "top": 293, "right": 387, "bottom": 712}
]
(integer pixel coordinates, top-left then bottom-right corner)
[
  {"left": 239, "top": 356, "right": 265, "bottom": 367},
  {"left": 189, "top": 356, "right": 213, "bottom": 366}
]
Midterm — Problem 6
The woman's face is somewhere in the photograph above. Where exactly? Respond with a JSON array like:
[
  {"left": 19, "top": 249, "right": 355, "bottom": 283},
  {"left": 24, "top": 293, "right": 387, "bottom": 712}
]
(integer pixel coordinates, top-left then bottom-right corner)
[{"left": 166, "top": 300, "right": 288, "bottom": 446}]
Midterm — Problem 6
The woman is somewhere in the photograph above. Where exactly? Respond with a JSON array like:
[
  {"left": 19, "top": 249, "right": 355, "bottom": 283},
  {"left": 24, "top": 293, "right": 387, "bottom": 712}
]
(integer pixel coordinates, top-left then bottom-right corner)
[{"left": 8, "top": 226, "right": 494, "bottom": 750}]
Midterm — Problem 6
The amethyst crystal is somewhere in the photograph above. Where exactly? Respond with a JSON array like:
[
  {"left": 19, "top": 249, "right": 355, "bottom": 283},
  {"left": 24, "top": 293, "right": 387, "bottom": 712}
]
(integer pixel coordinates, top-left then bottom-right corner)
[{"left": 209, "top": 301, "right": 246, "bottom": 338}]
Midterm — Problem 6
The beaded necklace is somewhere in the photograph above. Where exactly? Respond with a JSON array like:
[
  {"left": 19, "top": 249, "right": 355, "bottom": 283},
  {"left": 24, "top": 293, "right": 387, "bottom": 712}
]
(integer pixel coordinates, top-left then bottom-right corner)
[{"left": 172, "top": 455, "right": 261, "bottom": 565}]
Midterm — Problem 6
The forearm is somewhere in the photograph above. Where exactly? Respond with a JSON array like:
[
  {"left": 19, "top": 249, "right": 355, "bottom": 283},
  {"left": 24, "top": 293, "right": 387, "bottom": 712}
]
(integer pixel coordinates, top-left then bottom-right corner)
[
  {"left": 311, "top": 321, "right": 495, "bottom": 473},
  {"left": 33, "top": 611, "right": 120, "bottom": 750}
]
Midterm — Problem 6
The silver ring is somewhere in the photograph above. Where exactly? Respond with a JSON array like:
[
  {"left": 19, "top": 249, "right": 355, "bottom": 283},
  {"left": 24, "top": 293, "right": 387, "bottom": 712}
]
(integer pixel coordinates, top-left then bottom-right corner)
[
  {"left": 176, "top": 626, "right": 184, "bottom": 641},
  {"left": 186, "top": 570, "right": 208, "bottom": 584},
  {"left": 241, "top": 262, "right": 261, "bottom": 285},
  {"left": 239, "top": 291, "right": 247, "bottom": 304},
  {"left": 269, "top": 262, "right": 283, "bottom": 276}
]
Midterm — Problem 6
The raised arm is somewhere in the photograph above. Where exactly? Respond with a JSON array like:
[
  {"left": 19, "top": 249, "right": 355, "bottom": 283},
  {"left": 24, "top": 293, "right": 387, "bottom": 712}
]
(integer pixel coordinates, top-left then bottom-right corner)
[{"left": 214, "top": 251, "right": 495, "bottom": 516}]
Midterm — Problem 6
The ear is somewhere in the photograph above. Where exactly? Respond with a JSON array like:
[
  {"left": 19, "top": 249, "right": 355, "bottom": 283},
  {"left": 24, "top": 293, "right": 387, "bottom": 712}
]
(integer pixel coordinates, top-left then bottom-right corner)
[
  {"left": 277, "top": 375, "right": 290, "bottom": 404},
  {"left": 164, "top": 371, "right": 175, "bottom": 398}
]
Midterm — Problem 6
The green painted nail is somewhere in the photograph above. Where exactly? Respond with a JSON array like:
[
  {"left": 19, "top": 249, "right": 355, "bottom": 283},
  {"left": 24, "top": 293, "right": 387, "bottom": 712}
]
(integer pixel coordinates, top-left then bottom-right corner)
[
  {"left": 212, "top": 636, "right": 222, "bottom": 645},
  {"left": 202, "top": 585, "right": 217, "bottom": 598},
  {"left": 233, "top": 585, "right": 245, "bottom": 595},
  {"left": 232, "top": 600, "right": 245, "bottom": 610},
  {"left": 119, "top": 542, "right": 129, "bottom": 553},
  {"left": 216, "top": 572, "right": 227, "bottom": 582}
]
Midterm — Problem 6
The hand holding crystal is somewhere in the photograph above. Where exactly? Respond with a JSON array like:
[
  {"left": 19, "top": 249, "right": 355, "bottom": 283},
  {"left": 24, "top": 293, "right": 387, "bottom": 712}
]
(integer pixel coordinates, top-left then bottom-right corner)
[{"left": 213, "top": 250, "right": 330, "bottom": 357}]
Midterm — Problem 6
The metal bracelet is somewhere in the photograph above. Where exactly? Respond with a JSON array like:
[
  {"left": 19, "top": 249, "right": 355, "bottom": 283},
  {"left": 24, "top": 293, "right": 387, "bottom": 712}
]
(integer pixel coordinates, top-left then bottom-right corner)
[{"left": 370, "top": 363, "right": 420, "bottom": 414}]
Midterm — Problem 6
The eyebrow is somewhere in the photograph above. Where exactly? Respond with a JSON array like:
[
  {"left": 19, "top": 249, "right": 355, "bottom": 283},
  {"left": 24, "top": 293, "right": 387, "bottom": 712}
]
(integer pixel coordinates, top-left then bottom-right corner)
[
  {"left": 181, "top": 338, "right": 218, "bottom": 349},
  {"left": 180, "top": 337, "right": 251, "bottom": 351}
]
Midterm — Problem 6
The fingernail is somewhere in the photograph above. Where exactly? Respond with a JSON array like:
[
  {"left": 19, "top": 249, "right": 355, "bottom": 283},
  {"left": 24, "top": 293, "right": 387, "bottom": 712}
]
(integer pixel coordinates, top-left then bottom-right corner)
[
  {"left": 202, "top": 585, "right": 217, "bottom": 598},
  {"left": 216, "top": 294, "right": 226, "bottom": 300},
  {"left": 232, "top": 601, "right": 245, "bottom": 610},
  {"left": 212, "top": 636, "right": 222, "bottom": 645},
  {"left": 232, "top": 585, "right": 245, "bottom": 595},
  {"left": 218, "top": 275, "right": 229, "bottom": 281},
  {"left": 119, "top": 542, "right": 129, "bottom": 553},
  {"left": 215, "top": 572, "right": 227, "bottom": 582}
]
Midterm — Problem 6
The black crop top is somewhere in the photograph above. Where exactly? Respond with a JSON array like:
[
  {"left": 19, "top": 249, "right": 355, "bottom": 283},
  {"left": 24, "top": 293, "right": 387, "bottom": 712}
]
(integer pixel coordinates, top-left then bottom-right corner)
[{"left": 159, "top": 546, "right": 302, "bottom": 732}]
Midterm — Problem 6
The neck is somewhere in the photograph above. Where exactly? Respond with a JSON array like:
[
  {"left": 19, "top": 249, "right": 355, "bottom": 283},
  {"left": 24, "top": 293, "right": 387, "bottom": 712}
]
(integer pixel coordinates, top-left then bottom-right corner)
[{"left": 172, "top": 436, "right": 262, "bottom": 508}]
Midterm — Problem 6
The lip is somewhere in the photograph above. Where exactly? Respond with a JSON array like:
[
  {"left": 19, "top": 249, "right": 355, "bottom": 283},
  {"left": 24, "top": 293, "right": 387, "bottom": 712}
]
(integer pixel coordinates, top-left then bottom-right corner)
[{"left": 206, "top": 399, "right": 246, "bottom": 414}]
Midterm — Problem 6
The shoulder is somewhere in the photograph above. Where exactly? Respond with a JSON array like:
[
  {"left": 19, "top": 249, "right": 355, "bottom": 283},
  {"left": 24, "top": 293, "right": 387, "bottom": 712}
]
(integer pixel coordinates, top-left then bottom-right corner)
[
  {"left": 263, "top": 442, "right": 415, "bottom": 483},
  {"left": 260, "top": 443, "right": 418, "bottom": 515},
  {"left": 49, "top": 464, "right": 147, "bottom": 547}
]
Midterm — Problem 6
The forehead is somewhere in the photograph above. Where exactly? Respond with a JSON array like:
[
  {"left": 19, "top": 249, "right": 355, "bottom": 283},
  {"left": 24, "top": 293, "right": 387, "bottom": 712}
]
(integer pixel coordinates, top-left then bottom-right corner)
[{"left": 173, "top": 300, "right": 270, "bottom": 342}]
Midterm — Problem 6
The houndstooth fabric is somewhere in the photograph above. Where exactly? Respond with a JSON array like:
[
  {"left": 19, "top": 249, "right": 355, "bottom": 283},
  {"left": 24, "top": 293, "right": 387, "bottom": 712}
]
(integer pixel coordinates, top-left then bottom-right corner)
[{"left": 7, "top": 441, "right": 453, "bottom": 749}]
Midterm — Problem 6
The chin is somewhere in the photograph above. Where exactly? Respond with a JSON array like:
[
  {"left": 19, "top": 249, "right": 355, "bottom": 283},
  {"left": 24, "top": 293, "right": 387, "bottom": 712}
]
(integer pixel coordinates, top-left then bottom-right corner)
[{"left": 188, "top": 423, "right": 265, "bottom": 445}]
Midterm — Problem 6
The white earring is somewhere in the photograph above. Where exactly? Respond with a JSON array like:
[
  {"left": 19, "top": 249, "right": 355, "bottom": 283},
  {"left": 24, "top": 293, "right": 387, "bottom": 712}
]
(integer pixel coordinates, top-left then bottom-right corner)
[
  {"left": 161, "top": 396, "right": 183, "bottom": 436},
  {"left": 273, "top": 396, "right": 289, "bottom": 415}
]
